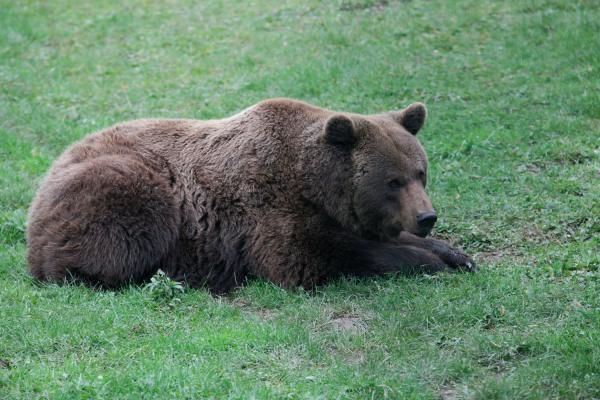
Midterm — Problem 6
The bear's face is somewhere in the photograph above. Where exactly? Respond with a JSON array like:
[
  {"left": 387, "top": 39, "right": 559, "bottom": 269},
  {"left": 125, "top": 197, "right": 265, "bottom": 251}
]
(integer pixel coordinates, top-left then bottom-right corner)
[{"left": 323, "top": 103, "right": 436, "bottom": 240}]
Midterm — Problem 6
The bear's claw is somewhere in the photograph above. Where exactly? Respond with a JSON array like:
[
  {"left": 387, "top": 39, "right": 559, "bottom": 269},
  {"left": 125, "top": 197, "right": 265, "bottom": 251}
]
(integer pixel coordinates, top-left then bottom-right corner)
[
  {"left": 438, "top": 246, "right": 476, "bottom": 272},
  {"left": 461, "top": 260, "right": 477, "bottom": 272}
]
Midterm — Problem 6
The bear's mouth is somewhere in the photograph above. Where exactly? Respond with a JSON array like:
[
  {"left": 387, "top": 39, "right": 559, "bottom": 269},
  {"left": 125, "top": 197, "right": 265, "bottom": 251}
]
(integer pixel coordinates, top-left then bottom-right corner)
[
  {"left": 360, "top": 225, "right": 399, "bottom": 242},
  {"left": 383, "top": 224, "right": 402, "bottom": 239},
  {"left": 414, "top": 225, "right": 434, "bottom": 238}
]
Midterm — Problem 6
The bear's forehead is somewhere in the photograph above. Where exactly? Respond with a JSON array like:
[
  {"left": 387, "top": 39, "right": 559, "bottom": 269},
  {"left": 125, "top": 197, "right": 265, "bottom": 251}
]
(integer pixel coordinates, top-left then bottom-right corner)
[{"left": 371, "top": 123, "right": 426, "bottom": 165}]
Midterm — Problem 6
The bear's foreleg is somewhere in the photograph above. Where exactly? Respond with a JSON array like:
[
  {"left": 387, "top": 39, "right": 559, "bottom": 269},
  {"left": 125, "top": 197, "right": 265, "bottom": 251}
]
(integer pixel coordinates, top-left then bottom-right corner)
[
  {"left": 394, "top": 232, "right": 476, "bottom": 272},
  {"left": 326, "top": 231, "right": 453, "bottom": 276},
  {"left": 294, "top": 224, "right": 472, "bottom": 282}
]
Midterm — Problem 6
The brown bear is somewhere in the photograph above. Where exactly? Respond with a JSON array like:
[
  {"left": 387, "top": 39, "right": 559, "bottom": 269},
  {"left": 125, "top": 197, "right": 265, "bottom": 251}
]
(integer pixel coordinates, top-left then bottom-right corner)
[{"left": 27, "top": 98, "right": 475, "bottom": 293}]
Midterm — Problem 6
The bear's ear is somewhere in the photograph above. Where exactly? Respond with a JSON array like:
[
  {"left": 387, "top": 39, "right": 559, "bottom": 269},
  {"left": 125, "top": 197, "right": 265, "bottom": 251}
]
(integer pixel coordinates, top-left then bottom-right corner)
[
  {"left": 323, "top": 114, "right": 357, "bottom": 145},
  {"left": 390, "top": 102, "right": 427, "bottom": 135}
]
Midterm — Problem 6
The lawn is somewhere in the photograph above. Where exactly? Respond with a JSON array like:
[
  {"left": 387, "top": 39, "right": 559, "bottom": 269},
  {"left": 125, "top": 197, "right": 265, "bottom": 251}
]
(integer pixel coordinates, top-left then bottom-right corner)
[{"left": 0, "top": 0, "right": 599, "bottom": 398}]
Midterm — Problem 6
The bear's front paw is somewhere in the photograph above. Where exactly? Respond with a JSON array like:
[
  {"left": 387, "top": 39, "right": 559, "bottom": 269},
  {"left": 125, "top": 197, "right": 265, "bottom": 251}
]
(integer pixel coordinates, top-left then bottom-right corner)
[
  {"left": 441, "top": 246, "right": 476, "bottom": 272},
  {"left": 418, "top": 238, "right": 476, "bottom": 272}
]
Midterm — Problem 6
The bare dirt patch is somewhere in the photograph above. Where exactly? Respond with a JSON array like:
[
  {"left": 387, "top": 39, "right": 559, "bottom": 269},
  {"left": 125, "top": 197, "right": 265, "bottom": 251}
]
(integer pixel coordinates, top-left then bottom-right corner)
[
  {"left": 439, "top": 385, "right": 460, "bottom": 400},
  {"left": 230, "top": 298, "right": 278, "bottom": 321},
  {"left": 329, "top": 315, "right": 368, "bottom": 334}
]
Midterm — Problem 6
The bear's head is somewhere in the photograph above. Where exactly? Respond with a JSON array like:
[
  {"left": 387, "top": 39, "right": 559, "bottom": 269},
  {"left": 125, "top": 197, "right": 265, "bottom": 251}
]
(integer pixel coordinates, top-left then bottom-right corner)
[{"left": 319, "top": 103, "right": 436, "bottom": 240}]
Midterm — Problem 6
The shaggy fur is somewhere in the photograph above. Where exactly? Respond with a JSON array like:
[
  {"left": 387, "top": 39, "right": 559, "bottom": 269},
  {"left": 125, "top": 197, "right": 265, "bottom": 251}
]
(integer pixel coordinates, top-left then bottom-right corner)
[{"left": 27, "top": 99, "right": 475, "bottom": 293}]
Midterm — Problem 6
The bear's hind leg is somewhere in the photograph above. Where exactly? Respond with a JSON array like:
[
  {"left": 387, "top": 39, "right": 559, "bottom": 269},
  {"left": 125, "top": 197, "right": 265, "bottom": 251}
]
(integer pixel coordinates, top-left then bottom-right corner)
[{"left": 27, "top": 155, "right": 180, "bottom": 288}]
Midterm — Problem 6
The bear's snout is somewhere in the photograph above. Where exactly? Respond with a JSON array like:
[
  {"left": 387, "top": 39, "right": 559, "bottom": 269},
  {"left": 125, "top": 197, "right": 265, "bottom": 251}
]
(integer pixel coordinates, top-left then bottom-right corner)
[{"left": 416, "top": 211, "right": 437, "bottom": 237}]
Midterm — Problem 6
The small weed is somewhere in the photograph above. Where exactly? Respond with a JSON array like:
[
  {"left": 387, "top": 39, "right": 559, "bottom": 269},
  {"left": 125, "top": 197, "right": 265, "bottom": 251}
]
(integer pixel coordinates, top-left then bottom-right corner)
[{"left": 144, "top": 269, "right": 184, "bottom": 306}]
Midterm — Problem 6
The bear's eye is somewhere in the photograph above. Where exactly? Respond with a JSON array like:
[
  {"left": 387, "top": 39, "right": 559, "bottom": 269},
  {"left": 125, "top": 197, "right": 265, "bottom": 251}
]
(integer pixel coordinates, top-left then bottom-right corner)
[
  {"left": 418, "top": 170, "right": 426, "bottom": 182},
  {"left": 388, "top": 178, "right": 403, "bottom": 190}
]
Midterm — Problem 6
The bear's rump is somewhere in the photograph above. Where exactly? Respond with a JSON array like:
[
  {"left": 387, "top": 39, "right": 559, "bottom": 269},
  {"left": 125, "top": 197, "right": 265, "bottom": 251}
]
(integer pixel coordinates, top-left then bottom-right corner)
[{"left": 26, "top": 154, "right": 180, "bottom": 287}]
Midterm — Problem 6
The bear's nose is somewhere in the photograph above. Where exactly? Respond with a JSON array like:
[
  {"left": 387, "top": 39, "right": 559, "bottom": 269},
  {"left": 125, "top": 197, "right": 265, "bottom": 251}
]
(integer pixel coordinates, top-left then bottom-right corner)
[{"left": 416, "top": 211, "right": 437, "bottom": 230}]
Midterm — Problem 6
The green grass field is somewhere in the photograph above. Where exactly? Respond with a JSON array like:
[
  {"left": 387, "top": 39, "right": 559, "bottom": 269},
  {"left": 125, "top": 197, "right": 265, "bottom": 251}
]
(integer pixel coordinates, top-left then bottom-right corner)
[{"left": 1, "top": 0, "right": 599, "bottom": 398}]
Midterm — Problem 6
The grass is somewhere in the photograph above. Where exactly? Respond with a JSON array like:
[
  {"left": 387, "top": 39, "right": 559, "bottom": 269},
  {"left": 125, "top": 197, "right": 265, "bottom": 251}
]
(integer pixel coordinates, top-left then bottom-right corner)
[{"left": 0, "top": 0, "right": 598, "bottom": 398}]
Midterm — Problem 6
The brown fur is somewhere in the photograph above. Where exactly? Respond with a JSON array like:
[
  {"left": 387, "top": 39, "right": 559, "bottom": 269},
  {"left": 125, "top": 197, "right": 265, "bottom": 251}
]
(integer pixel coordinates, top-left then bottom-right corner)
[{"left": 27, "top": 99, "right": 475, "bottom": 293}]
